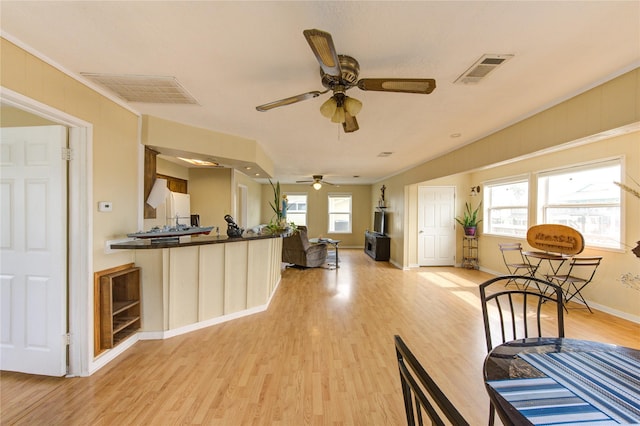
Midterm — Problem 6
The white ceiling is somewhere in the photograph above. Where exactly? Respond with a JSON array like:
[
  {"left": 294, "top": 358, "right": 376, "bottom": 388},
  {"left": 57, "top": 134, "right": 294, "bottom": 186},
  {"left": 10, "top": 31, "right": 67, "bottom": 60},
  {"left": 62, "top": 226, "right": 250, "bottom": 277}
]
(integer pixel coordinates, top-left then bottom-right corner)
[{"left": 2, "top": 1, "right": 639, "bottom": 185}]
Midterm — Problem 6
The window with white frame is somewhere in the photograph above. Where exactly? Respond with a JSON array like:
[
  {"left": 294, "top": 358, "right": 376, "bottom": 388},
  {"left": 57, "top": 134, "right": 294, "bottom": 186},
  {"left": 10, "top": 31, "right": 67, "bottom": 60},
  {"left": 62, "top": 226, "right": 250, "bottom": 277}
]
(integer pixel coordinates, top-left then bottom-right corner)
[
  {"left": 484, "top": 177, "right": 529, "bottom": 237},
  {"left": 285, "top": 194, "right": 307, "bottom": 226},
  {"left": 328, "top": 194, "right": 352, "bottom": 233},
  {"left": 537, "top": 159, "right": 621, "bottom": 249}
]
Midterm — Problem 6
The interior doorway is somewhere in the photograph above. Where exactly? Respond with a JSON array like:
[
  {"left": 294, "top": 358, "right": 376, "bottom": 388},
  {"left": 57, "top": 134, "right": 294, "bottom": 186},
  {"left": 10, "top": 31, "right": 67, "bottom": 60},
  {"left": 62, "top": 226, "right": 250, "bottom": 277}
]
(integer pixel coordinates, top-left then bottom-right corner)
[
  {"left": 1, "top": 125, "right": 68, "bottom": 376},
  {"left": 1, "top": 88, "right": 92, "bottom": 377},
  {"left": 417, "top": 186, "right": 456, "bottom": 266}
]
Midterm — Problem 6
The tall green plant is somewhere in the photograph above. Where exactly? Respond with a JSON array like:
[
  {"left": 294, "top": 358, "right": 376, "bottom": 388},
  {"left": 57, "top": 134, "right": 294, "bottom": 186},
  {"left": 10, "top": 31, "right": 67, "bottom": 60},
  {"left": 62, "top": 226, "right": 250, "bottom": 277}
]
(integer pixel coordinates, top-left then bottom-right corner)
[
  {"left": 268, "top": 179, "right": 283, "bottom": 220},
  {"left": 455, "top": 202, "right": 482, "bottom": 228}
]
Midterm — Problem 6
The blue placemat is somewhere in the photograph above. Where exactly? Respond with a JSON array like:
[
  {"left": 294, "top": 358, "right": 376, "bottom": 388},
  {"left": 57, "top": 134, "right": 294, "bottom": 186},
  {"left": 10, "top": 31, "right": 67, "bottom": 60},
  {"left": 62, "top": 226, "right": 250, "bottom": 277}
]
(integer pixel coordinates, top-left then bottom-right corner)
[
  {"left": 487, "top": 377, "right": 620, "bottom": 425},
  {"left": 519, "top": 351, "right": 640, "bottom": 424}
]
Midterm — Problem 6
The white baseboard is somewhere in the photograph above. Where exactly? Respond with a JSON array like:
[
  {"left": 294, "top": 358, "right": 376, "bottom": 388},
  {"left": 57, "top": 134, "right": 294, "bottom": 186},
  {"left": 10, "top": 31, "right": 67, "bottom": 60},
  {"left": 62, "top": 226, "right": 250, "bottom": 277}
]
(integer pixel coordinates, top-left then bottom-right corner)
[
  {"left": 571, "top": 300, "right": 640, "bottom": 324},
  {"left": 87, "top": 333, "right": 140, "bottom": 376},
  {"left": 139, "top": 304, "right": 269, "bottom": 340}
]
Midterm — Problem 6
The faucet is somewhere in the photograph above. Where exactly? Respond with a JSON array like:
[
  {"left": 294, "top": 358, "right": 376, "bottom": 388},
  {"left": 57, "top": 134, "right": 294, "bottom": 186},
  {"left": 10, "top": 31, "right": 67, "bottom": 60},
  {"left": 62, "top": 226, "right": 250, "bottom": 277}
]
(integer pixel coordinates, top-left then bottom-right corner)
[{"left": 173, "top": 214, "right": 189, "bottom": 228}]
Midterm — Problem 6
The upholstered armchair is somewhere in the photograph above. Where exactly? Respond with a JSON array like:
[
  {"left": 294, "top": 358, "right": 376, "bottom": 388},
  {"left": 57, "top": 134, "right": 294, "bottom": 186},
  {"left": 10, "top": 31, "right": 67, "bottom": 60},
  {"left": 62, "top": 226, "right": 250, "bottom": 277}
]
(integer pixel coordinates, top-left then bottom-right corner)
[{"left": 282, "top": 226, "right": 327, "bottom": 268}]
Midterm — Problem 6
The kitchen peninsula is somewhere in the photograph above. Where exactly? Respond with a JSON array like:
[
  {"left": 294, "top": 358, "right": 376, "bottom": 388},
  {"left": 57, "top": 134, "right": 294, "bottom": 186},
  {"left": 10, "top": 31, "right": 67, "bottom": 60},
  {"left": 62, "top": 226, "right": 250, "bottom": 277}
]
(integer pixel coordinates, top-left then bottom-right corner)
[{"left": 110, "top": 233, "right": 283, "bottom": 339}]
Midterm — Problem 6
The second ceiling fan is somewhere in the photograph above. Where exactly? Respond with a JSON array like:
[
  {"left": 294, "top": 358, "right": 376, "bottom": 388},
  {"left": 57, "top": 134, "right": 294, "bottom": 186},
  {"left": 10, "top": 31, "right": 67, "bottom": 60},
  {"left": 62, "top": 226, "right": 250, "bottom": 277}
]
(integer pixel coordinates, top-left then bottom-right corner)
[
  {"left": 256, "top": 29, "right": 436, "bottom": 133},
  {"left": 297, "top": 175, "right": 334, "bottom": 190}
]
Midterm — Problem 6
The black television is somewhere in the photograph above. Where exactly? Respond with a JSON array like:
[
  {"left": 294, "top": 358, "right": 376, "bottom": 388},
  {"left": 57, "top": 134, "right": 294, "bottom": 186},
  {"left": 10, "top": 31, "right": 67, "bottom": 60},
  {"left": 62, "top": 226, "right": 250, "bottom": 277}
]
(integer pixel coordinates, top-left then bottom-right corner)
[{"left": 373, "top": 211, "right": 387, "bottom": 235}]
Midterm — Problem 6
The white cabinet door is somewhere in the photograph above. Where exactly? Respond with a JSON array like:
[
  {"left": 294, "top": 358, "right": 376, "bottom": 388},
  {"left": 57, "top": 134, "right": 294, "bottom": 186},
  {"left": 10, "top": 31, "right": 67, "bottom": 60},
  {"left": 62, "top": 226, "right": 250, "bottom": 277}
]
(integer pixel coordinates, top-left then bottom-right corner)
[{"left": 0, "top": 126, "right": 67, "bottom": 376}]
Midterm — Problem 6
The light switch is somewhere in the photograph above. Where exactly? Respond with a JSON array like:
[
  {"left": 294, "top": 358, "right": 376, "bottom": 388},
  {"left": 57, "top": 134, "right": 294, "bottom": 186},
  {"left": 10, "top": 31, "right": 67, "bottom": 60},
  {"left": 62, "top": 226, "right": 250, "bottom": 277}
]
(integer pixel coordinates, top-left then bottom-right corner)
[{"left": 98, "top": 201, "right": 113, "bottom": 212}]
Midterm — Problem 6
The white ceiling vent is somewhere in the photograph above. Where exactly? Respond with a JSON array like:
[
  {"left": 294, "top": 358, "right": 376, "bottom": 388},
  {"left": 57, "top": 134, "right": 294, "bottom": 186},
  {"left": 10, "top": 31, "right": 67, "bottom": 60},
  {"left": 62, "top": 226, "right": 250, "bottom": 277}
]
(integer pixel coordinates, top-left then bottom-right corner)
[
  {"left": 454, "top": 54, "right": 514, "bottom": 85},
  {"left": 80, "top": 73, "right": 198, "bottom": 104}
]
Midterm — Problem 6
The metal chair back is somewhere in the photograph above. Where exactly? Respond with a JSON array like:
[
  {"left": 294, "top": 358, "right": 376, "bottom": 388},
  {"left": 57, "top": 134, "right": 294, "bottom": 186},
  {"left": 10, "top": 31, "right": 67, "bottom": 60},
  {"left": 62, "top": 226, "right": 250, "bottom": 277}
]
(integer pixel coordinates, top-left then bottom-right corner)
[
  {"left": 479, "top": 275, "right": 565, "bottom": 353},
  {"left": 394, "top": 335, "right": 470, "bottom": 426}
]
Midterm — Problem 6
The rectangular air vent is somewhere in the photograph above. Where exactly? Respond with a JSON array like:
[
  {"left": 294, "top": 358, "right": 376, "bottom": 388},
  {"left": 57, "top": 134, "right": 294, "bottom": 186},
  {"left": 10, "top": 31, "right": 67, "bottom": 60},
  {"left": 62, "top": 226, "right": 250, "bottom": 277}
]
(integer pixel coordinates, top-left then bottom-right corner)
[
  {"left": 80, "top": 73, "right": 198, "bottom": 104},
  {"left": 454, "top": 54, "right": 514, "bottom": 85}
]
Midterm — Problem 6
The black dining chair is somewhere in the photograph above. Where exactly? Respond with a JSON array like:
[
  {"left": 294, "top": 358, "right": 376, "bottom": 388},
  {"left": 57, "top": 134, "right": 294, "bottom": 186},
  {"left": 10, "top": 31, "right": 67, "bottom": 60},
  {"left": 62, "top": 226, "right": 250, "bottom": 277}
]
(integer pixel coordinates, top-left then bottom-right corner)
[
  {"left": 394, "top": 335, "right": 470, "bottom": 426},
  {"left": 478, "top": 275, "right": 565, "bottom": 425}
]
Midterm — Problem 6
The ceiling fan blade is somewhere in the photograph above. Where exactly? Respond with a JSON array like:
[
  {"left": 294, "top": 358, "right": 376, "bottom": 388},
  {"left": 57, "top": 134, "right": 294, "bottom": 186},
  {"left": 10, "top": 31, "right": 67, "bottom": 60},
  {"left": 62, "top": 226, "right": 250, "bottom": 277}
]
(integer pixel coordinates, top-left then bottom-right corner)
[
  {"left": 256, "top": 90, "right": 326, "bottom": 112},
  {"left": 342, "top": 112, "right": 359, "bottom": 133},
  {"left": 303, "top": 29, "right": 342, "bottom": 77},
  {"left": 296, "top": 180, "right": 313, "bottom": 183},
  {"left": 357, "top": 78, "right": 436, "bottom": 94}
]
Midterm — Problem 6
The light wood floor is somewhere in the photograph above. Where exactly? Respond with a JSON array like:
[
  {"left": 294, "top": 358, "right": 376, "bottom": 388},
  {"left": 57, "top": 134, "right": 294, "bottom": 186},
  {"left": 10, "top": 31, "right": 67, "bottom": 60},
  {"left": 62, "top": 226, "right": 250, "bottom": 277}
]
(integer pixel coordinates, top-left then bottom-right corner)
[{"left": 2, "top": 249, "right": 639, "bottom": 425}]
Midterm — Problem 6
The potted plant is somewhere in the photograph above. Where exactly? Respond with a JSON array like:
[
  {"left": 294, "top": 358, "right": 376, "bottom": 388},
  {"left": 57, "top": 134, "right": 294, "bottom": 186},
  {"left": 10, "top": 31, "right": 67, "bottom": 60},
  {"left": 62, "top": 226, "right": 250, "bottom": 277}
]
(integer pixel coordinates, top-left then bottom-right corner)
[
  {"left": 455, "top": 202, "right": 482, "bottom": 236},
  {"left": 266, "top": 179, "right": 297, "bottom": 234}
]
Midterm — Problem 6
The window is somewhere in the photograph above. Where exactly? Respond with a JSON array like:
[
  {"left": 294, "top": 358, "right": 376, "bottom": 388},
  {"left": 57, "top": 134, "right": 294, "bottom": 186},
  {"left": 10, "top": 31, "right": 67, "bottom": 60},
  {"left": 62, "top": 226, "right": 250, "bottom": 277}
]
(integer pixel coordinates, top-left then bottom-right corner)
[
  {"left": 285, "top": 194, "right": 307, "bottom": 226},
  {"left": 484, "top": 178, "right": 529, "bottom": 237},
  {"left": 537, "top": 159, "right": 621, "bottom": 249},
  {"left": 328, "top": 194, "right": 352, "bottom": 233}
]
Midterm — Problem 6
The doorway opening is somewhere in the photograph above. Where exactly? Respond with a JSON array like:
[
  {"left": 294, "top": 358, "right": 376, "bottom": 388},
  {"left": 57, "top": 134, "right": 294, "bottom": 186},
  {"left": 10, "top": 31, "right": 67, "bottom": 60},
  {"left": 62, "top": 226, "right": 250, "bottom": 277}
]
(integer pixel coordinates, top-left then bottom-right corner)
[
  {"left": 417, "top": 186, "right": 456, "bottom": 266},
  {"left": 1, "top": 88, "right": 92, "bottom": 377}
]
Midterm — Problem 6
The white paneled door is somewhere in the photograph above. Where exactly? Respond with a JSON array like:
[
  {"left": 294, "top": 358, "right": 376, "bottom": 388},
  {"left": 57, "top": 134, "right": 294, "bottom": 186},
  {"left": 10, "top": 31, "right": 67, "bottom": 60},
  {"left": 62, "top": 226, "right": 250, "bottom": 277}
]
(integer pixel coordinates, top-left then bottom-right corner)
[
  {"left": 0, "top": 125, "right": 68, "bottom": 376},
  {"left": 417, "top": 186, "right": 456, "bottom": 266}
]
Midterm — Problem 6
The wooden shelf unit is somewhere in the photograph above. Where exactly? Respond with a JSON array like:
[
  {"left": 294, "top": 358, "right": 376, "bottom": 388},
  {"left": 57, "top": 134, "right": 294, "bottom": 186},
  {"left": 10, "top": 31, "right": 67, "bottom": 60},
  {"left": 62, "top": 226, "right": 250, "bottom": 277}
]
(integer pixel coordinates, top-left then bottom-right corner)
[{"left": 97, "top": 265, "right": 141, "bottom": 352}]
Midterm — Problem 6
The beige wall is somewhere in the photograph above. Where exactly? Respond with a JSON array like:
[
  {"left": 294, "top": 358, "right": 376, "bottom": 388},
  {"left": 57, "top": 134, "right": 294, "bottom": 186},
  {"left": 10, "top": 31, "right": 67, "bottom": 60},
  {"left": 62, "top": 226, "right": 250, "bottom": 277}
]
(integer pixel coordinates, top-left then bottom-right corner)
[
  {"left": 0, "top": 106, "right": 57, "bottom": 126},
  {"left": 261, "top": 183, "right": 372, "bottom": 247},
  {"left": 234, "top": 170, "right": 263, "bottom": 229},
  {"left": 1, "top": 37, "right": 141, "bottom": 272},
  {"left": 189, "top": 168, "right": 233, "bottom": 232}
]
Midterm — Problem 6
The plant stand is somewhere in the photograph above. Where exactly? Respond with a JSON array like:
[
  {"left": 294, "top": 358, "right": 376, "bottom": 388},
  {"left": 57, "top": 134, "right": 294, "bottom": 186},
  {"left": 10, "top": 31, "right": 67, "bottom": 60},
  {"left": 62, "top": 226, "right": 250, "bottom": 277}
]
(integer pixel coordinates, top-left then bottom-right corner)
[{"left": 462, "top": 236, "right": 479, "bottom": 269}]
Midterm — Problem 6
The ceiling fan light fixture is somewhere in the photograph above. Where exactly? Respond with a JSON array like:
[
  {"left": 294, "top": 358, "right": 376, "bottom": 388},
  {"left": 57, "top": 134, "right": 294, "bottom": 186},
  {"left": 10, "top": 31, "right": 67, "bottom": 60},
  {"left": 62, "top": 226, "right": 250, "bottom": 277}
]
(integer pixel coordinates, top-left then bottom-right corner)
[
  {"left": 313, "top": 181, "right": 322, "bottom": 190},
  {"left": 320, "top": 97, "right": 338, "bottom": 118},
  {"left": 344, "top": 96, "right": 362, "bottom": 116},
  {"left": 331, "top": 106, "right": 345, "bottom": 123}
]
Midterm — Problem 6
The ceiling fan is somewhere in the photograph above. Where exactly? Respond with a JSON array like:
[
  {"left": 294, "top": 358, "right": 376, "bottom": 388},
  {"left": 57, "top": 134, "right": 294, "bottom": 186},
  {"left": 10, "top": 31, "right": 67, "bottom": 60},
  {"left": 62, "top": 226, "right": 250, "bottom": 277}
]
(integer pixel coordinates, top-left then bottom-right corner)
[
  {"left": 256, "top": 29, "right": 436, "bottom": 133},
  {"left": 296, "top": 175, "right": 334, "bottom": 190}
]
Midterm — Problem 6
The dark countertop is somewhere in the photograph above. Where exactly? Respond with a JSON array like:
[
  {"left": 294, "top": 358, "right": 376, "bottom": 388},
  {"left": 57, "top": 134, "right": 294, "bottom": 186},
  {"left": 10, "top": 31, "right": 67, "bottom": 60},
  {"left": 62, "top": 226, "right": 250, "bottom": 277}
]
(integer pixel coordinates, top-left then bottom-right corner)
[{"left": 110, "top": 232, "right": 283, "bottom": 250}]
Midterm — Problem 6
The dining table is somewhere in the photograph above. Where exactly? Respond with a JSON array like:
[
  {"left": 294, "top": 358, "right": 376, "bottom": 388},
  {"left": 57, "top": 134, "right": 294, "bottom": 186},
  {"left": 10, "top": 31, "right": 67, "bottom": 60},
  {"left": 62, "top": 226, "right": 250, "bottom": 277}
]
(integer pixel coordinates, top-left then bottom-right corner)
[
  {"left": 483, "top": 337, "right": 640, "bottom": 425},
  {"left": 522, "top": 250, "right": 573, "bottom": 276}
]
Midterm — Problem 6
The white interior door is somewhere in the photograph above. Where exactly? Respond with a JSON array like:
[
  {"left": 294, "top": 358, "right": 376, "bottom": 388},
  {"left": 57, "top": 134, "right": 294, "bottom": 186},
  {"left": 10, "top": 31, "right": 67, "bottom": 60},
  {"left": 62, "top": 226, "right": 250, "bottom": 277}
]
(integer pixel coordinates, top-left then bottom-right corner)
[
  {"left": 417, "top": 186, "right": 455, "bottom": 266},
  {"left": 0, "top": 125, "right": 68, "bottom": 376}
]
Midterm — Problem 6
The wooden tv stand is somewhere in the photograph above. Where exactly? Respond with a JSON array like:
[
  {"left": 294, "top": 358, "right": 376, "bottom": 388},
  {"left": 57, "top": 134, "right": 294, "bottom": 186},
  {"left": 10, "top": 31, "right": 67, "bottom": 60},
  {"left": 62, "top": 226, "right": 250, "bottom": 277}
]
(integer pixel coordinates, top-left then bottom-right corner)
[{"left": 364, "top": 231, "right": 390, "bottom": 261}]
